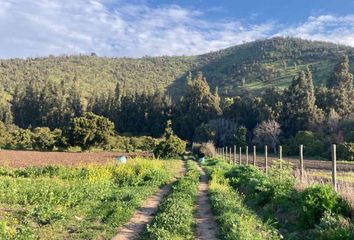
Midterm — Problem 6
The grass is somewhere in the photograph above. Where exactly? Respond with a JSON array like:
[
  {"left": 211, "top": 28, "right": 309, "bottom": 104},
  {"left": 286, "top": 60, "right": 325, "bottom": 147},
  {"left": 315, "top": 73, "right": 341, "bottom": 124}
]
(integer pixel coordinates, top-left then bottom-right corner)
[
  {"left": 142, "top": 160, "right": 200, "bottom": 240},
  {"left": 307, "top": 170, "right": 354, "bottom": 184},
  {"left": 204, "top": 158, "right": 354, "bottom": 239},
  {"left": 0, "top": 158, "right": 182, "bottom": 239},
  {"left": 207, "top": 165, "right": 281, "bottom": 240}
]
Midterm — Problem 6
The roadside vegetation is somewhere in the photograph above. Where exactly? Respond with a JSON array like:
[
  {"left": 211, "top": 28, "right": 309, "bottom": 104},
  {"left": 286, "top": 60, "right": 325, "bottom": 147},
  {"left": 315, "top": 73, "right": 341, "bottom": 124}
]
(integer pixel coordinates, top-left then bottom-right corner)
[
  {"left": 203, "top": 158, "right": 354, "bottom": 240},
  {"left": 0, "top": 158, "right": 181, "bottom": 239},
  {"left": 143, "top": 160, "right": 200, "bottom": 240}
]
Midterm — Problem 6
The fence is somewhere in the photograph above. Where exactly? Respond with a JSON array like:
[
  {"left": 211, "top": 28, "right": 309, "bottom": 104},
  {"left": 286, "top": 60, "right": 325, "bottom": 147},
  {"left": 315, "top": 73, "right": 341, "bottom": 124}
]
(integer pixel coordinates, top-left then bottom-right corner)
[{"left": 215, "top": 144, "right": 341, "bottom": 192}]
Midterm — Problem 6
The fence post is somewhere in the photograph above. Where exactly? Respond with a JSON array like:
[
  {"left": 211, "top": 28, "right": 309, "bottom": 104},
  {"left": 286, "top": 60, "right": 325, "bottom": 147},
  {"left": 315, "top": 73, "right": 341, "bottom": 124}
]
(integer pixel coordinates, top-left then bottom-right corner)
[
  {"left": 229, "top": 147, "right": 232, "bottom": 164},
  {"left": 332, "top": 144, "right": 337, "bottom": 192},
  {"left": 265, "top": 145, "right": 268, "bottom": 176},
  {"left": 239, "top": 147, "right": 242, "bottom": 164},
  {"left": 300, "top": 145, "right": 304, "bottom": 182},
  {"left": 279, "top": 145, "right": 283, "bottom": 169},
  {"left": 233, "top": 145, "right": 236, "bottom": 165},
  {"left": 222, "top": 148, "right": 224, "bottom": 161},
  {"left": 253, "top": 145, "right": 256, "bottom": 167},
  {"left": 246, "top": 146, "right": 249, "bottom": 165}
]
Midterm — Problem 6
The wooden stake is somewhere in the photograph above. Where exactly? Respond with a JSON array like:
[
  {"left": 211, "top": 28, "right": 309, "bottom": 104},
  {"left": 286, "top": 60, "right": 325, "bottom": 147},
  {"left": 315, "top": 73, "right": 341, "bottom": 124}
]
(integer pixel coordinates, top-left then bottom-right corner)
[
  {"left": 229, "top": 147, "right": 232, "bottom": 164},
  {"left": 233, "top": 145, "right": 236, "bottom": 165},
  {"left": 246, "top": 146, "right": 249, "bottom": 165},
  {"left": 239, "top": 147, "right": 242, "bottom": 164},
  {"left": 265, "top": 145, "right": 268, "bottom": 176},
  {"left": 332, "top": 144, "right": 337, "bottom": 192},
  {"left": 279, "top": 145, "right": 283, "bottom": 169},
  {"left": 253, "top": 145, "right": 256, "bottom": 167},
  {"left": 300, "top": 145, "right": 304, "bottom": 182}
]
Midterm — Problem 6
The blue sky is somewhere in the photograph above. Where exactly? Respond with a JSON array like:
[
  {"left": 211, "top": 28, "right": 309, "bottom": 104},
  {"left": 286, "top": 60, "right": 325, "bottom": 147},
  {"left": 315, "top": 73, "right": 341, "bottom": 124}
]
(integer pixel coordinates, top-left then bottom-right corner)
[{"left": 0, "top": 0, "right": 354, "bottom": 58}]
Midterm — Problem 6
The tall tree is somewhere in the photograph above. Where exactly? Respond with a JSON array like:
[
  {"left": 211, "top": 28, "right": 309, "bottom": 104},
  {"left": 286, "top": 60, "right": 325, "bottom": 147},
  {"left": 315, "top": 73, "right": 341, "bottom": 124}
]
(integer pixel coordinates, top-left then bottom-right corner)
[
  {"left": 327, "top": 56, "right": 354, "bottom": 117},
  {"left": 281, "top": 67, "right": 323, "bottom": 136},
  {"left": 173, "top": 72, "right": 221, "bottom": 141}
]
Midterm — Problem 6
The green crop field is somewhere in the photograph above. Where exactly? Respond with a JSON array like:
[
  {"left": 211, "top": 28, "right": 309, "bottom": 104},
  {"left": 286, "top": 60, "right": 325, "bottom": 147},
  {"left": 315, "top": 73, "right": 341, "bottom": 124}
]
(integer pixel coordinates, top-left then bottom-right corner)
[{"left": 0, "top": 158, "right": 181, "bottom": 239}]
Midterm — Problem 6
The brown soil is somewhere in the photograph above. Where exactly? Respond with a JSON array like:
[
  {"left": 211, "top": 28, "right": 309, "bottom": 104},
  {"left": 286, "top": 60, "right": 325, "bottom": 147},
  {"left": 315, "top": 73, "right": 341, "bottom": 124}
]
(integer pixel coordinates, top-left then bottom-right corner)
[
  {"left": 226, "top": 153, "right": 354, "bottom": 172},
  {"left": 0, "top": 150, "right": 152, "bottom": 168},
  {"left": 195, "top": 164, "right": 218, "bottom": 240}
]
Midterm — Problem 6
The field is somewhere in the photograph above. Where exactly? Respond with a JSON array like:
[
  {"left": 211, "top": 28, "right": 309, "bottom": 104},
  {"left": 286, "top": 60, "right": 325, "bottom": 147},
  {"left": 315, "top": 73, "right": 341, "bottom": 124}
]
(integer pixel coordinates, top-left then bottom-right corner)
[
  {"left": 0, "top": 150, "right": 153, "bottom": 168},
  {"left": 0, "top": 158, "right": 182, "bottom": 239},
  {"left": 0, "top": 150, "right": 353, "bottom": 239}
]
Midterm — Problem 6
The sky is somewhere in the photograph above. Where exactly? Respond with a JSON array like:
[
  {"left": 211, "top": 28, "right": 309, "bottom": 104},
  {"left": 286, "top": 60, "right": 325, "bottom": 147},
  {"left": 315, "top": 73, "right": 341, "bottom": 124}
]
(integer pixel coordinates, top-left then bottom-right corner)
[{"left": 0, "top": 0, "right": 354, "bottom": 58}]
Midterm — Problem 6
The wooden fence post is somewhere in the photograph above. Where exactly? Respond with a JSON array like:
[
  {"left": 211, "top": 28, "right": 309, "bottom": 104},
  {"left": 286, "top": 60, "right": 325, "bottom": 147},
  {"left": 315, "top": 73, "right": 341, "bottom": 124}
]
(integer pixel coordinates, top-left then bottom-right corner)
[
  {"left": 332, "top": 144, "right": 337, "bottom": 192},
  {"left": 253, "top": 145, "right": 256, "bottom": 167},
  {"left": 279, "top": 145, "right": 283, "bottom": 169},
  {"left": 229, "top": 147, "right": 232, "bottom": 164},
  {"left": 222, "top": 148, "right": 224, "bottom": 161},
  {"left": 265, "top": 145, "right": 268, "bottom": 176},
  {"left": 233, "top": 145, "right": 236, "bottom": 165},
  {"left": 239, "top": 147, "right": 242, "bottom": 164},
  {"left": 300, "top": 145, "right": 304, "bottom": 182},
  {"left": 246, "top": 146, "right": 249, "bottom": 165}
]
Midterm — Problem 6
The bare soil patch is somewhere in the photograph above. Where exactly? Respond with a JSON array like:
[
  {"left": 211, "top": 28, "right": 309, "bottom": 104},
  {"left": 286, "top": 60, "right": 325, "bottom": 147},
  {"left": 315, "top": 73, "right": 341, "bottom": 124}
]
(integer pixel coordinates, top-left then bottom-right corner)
[
  {"left": 195, "top": 164, "right": 218, "bottom": 240},
  {"left": 112, "top": 161, "right": 186, "bottom": 240},
  {"left": 0, "top": 149, "right": 152, "bottom": 168}
]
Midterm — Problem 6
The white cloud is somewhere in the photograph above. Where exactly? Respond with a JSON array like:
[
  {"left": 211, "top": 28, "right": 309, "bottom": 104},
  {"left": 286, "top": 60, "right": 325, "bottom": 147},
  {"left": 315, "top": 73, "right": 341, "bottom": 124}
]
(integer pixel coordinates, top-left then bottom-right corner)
[
  {"left": 276, "top": 14, "right": 354, "bottom": 46},
  {"left": 0, "top": 1, "right": 353, "bottom": 58}
]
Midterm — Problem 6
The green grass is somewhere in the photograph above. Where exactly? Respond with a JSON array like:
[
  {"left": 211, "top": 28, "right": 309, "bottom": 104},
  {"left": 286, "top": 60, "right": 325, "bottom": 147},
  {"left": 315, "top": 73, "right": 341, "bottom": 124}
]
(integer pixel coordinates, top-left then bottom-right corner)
[
  {"left": 0, "top": 158, "right": 181, "bottom": 239},
  {"left": 142, "top": 160, "right": 200, "bottom": 240},
  {"left": 204, "top": 158, "right": 354, "bottom": 239},
  {"left": 207, "top": 167, "right": 281, "bottom": 240}
]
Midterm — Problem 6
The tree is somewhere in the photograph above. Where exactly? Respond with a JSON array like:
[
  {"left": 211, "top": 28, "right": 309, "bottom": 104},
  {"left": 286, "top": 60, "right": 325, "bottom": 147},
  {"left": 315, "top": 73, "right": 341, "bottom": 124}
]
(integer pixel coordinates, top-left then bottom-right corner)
[
  {"left": 174, "top": 72, "right": 221, "bottom": 141},
  {"left": 153, "top": 120, "right": 186, "bottom": 158},
  {"left": 281, "top": 67, "right": 323, "bottom": 136},
  {"left": 327, "top": 56, "right": 354, "bottom": 117},
  {"left": 68, "top": 112, "right": 115, "bottom": 150},
  {"left": 253, "top": 120, "right": 281, "bottom": 153}
]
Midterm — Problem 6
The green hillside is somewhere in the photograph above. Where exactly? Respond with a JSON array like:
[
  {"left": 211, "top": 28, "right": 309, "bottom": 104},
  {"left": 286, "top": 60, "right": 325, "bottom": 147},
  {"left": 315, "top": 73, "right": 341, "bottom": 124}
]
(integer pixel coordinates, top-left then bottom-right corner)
[{"left": 1, "top": 37, "right": 353, "bottom": 99}]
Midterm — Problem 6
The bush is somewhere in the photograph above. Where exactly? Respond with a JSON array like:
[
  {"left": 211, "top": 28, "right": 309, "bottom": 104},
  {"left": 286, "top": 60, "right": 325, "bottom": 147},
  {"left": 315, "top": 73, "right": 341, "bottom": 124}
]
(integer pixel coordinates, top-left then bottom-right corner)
[
  {"left": 154, "top": 121, "right": 186, "bottom": 158},
  {"left": 337, "top": 142, "right": 354, "bottom": 161},
  {"left": 9, "top": 129, "right": 33, "bottom": 150},
  {"left": 284, "top": 131, "right": 328, "bottom": 157},
  {"left": 306, "top": 211, "right": 354, "bottom": 240},
  {"left": 300, "top": 185, "right": 346, "bottom": 227},
  {"left": 67, "top": 112, "right": 115, "bottom": 150},
  {"left": 192, "top": 142, "right": 216, "bottom": 157},
  {"left": 32, "top": 127, "right": 63, "bottom": 151}
]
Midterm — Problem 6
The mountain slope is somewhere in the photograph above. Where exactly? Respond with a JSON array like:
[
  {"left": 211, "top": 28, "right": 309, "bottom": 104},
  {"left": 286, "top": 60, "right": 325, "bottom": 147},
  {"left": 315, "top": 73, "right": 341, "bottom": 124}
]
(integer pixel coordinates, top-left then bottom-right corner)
[{"left": 0, "top": 37, "right": 353, "bottom": 99}]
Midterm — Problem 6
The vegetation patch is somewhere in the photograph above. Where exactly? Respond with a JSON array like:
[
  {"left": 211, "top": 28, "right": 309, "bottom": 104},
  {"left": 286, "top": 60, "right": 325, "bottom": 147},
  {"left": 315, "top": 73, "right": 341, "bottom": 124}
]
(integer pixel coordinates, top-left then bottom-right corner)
[
  {"left": 143, "top": 160, "right": 200, "bottom": 240},
  {"left": 0, "top": 158, "right": 181, "bottom": 239}
]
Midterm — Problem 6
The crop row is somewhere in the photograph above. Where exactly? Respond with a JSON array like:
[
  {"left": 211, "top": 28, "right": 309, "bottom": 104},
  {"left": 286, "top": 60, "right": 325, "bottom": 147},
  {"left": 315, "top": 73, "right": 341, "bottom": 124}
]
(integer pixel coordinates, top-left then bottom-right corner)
[{"left": 143, "top": 160, "right": 200, "bottom": 240}]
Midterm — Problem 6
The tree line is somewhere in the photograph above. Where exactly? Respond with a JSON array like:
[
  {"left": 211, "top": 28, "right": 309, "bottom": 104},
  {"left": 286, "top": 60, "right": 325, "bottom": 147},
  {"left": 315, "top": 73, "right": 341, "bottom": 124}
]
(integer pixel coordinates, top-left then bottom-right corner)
[{"left": 0, "top": 56, "right": 353, "bottom": 159}]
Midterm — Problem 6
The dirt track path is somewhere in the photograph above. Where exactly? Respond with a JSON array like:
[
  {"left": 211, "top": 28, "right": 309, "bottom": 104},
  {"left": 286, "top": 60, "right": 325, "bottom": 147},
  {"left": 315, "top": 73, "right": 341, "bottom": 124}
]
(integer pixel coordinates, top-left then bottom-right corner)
[
  {"left": 195, "top": 165, "right": 218, "bottom": 240},
  {"left": 111, "top": 162, "right": 185, "bottom": 240}
]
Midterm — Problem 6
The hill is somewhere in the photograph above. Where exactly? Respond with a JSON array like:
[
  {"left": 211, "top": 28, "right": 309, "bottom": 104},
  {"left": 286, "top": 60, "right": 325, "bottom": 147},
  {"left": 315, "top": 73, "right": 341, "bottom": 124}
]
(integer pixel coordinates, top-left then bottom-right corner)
[{"left": 0, "top": 37, "right": 353, "bottom": 100}]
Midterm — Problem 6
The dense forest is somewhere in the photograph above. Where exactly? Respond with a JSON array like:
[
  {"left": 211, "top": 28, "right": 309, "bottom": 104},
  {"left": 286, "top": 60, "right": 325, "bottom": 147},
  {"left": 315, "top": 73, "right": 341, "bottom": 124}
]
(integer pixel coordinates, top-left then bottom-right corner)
[{"left": 0, "top": 37, "right": 353, "bottom": 159}]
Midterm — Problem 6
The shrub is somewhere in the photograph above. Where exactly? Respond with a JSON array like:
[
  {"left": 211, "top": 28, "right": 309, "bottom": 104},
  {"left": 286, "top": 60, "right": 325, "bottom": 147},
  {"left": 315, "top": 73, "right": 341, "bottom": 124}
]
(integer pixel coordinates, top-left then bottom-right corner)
[
  {"left": 284, "top": 131, "right": 328, "bottom": 157},
  {"left": 337, "top": 142, "right": 354, "bottom": 161},
  {"left": 32, "top": 127, "right": 61, "bottom": 151},
  {"left": 154, "top": 121, "right": 186, "bottom": 158},
  {"left": 67, "top": 112, "right": 115, "bottom": 150},
  {"left": 9, "top": 128, "right": 33, "bottom": 149},
  {"left": 306, "top": 211, "right": 354, "bottom": 240},
  {"left": 300, "top": 185, "right": 346, "bottom": 227},
  {"left": 192, "top": 142, "right": 216, "bottom": 157}
]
